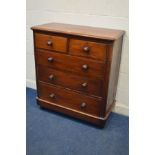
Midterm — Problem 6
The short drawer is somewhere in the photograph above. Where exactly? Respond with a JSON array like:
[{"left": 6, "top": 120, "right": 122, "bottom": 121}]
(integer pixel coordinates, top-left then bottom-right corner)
[
  {"left": 36, "top": 50, "right": 106, "bottom": 79},
  {"left": 37, "top": 66, "right": 103, "bottom": 97},
  {"left": 38, "top": 82, "right": 102, "bottom": 116},
  {"left": 69, "top": 39, "right": 107, "bottom": 61},
  {"left": 35, "top": 33, "right": 67, "bottom": 53}
]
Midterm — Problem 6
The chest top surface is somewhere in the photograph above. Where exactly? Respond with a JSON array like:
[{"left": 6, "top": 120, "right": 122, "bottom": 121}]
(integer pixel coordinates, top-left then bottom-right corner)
[{"left": 31, "top": 22, "right": 124, "bottom": 40}]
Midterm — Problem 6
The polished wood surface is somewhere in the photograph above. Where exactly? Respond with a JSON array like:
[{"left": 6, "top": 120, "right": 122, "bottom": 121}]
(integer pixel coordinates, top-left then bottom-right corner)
[
  {"left": 106, "top": 37, "right": 123, "bottom": 111},
  {"left": 31, "top": 22, "right": 124, "bottom": 40},
  {"left": 37, "top": 66, "right": 103, "bottom": 97},
  {"left": 31, "top": 22, "right": 124, "bottom": 127},
  {"left": 36, "top": 50, "right": 106, "bottom": 79},
  {"left": 38, "top": 82, "right": 102, "bottom": 116},
  {"left": 69, "top": 39, "right": 107, "bottom": 61},
  {"left": 37, "top": 98, "right": 104, "bottom": 126},
  {"left": 35, "top": 33, "right": 67, "bottom": 53}
]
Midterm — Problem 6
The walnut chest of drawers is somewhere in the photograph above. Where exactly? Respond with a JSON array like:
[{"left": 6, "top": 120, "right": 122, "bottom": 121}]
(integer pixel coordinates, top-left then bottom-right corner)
[{"left": 31, "top": 23, "right": 124, "bottom": 127}]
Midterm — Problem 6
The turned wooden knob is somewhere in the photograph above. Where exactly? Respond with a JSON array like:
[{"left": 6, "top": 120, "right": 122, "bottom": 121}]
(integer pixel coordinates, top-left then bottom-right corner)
[
  {"left": 49, "top": 93, "right": 55, "bottom": 99},
  {"left": 49, "top": 75, "right": 54, "bottom": 80},
  {"left": 47, "top": 40, "right": 53, "bottom": 46},
  {"left": 48, "top": 57, "right": 54, "bottom": 62},
  {"left": 82, "top": 64, "right": 88, "bottom": 70},
  {"left": 81, "top": 102, "right": 86, "bottom": 108},
  {"left": 83, "top": 46, "right": 90, "bottom": 52},
  {"left": 82, "top": 82, "right": 88, "bottom": 87}
]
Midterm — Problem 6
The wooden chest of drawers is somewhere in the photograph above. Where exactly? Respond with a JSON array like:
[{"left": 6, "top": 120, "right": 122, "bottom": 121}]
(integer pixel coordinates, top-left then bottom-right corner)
[{"left": 31, "top": 23, "right": 124, "bottom": 127}]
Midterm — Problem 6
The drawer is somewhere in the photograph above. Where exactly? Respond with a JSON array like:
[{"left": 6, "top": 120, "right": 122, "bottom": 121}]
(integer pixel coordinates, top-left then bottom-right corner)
[
  {"left": 35, "top": 33, "right": 67, "bottom": 53},
  {"left": 37, "top": 66, "right": 103, "bottom": 97},
  {"left": 69, "top": 39, "right": 107, "bottom": 61},
  {"left": 38, "top": 82, "right": 102, "bottom": 116},
  {"left": 36, "top": 50, "right": 105, "bottom": 79}
]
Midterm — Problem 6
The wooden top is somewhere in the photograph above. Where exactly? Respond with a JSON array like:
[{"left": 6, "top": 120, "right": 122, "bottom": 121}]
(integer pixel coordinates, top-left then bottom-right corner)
[{"left": 31, "top": 23, "right": 124, "bottom": 40}]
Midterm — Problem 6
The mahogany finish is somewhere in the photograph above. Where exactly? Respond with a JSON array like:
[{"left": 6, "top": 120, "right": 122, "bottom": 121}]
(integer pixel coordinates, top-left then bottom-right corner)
[
  {"left": 35, "top": 33, "right": 67, "bottom": 53},
  {"left": 36, "top": 50, "right": 106, "bottom": 79},
  {"left": 31, "top": 22, "right": 124, "bottom": 127},
  {"left": 69, "top": 39, "right": 107, "bottom": 61},
  {"left": 38, "top": 82, "right": 102, "bottom": 116},
  {"left": 31, "top": 23, "right": 124, "bottom": 40},
  {"left": 37, "top": 66, "right": 103, "bottom": 97}
]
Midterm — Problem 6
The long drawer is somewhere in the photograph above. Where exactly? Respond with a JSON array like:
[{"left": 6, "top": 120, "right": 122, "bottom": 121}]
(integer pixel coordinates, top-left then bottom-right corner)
[
  {"left": 36, "top": 50, "right": 106, "bottom": 79},
  {"left": 38, "top": 82, "right": 102, "bottom": 116},
  {"left": 37, "top": 66, "right": 103, "bottom": 97}
]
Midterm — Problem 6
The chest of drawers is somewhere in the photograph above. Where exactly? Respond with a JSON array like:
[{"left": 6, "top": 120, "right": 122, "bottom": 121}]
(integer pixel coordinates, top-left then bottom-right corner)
[{"left": 31, "top": 23, "right": 124, "bottom": 127}]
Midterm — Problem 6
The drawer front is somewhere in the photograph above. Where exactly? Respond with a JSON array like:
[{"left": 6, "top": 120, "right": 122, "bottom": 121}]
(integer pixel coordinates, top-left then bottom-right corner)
[
  {"left": 35, "top": 33, "right": 67, "bottom": 53},
  {"left": 37, "top": 66, "right": 103, "bottom": 97},
  {"left": 36, "top": 50, "right": 105, "bottom": 79},
  {"left": 69, "top": 39, "right": 107, "bottom": 61},
  {"left": 38, "top": 82, "right": 102, "bottom": 116}
]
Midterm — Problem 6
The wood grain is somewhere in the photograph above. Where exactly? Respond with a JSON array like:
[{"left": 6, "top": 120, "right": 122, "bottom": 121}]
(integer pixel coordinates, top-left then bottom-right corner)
[
  {"left": 38, "top": 82, "right": 102, "bottom": 116},
  {"left": 106, "top": 36, "right": 124, "bottom": 111},
  {"left": 37, "top": 66, "right": 103, "bottom": 97},
  {"left": 36, "top": 49, "right": 106, "bottom": 79},
  {"left": 35, "top": 33, "right": 67, "bottom": 53},
  {"left": 31, "top": 22, "right": 124, "bottom": 40},
  {"left": 37, "top": 98, "right": 105, "bottom": 127},
  {"left": 31, "top": 22, "right": 124, "bottom": 127},
  {"left": 69, "top": 38, "right": 107, "bottom": 61}
]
